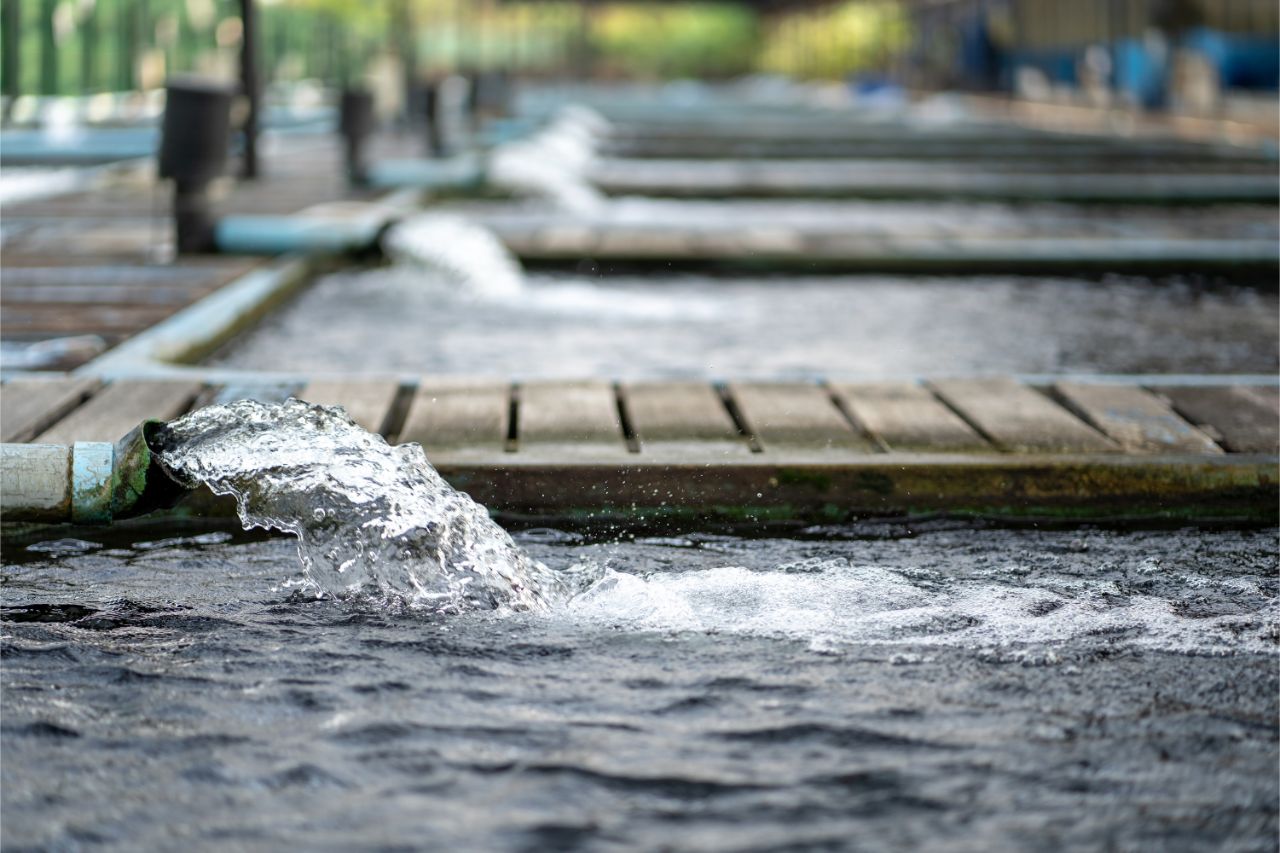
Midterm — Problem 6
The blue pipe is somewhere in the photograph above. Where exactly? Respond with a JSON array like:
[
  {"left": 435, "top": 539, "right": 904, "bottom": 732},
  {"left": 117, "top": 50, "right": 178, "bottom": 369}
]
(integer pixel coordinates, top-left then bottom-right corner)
[
  {"left": 215, "top": 215, "right": 385, "bottom": 255},
  {"left": 365, "top": 155, "right": 487, "bottom": 191}
]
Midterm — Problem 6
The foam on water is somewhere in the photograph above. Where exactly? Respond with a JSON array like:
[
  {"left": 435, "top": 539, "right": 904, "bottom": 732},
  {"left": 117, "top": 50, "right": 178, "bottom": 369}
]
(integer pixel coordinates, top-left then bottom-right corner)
[
  {"left": 154, "top": 399, "right": 562, "bottom": 612},
  {"left": 381, "top": 213, "right": 719, "bottom": 321},
  {"left": 567, "top": 560, "right": 1279, "bottom": 656},
  {"left": 487, "top": 108, "right": 607, "bottom": 214}
]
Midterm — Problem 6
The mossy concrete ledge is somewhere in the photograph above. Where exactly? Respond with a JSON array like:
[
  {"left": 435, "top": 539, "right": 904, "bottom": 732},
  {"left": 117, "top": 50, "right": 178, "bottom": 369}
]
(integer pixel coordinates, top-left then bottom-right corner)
[
  {"left": 132, "top": 453, "right": 1279, "bottom": 529},
  {"left": 434, "top": 455, "right": 1280, "bottom": 527}
]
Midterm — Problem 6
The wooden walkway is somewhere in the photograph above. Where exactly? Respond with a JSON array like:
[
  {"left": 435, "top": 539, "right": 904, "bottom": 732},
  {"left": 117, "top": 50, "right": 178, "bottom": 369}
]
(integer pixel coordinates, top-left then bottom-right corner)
[
  {"left": 589, "top": 158, "right": 1280, "bottom": 203},
  {"left": 3, "top": 374, "right": 1275, "bottom": 525},
  {"left": 0, "top": 134, "right": 414, "bottom": 369},
  {"left": 468, "top": 204, "right": 1278, "bottom": 274}
]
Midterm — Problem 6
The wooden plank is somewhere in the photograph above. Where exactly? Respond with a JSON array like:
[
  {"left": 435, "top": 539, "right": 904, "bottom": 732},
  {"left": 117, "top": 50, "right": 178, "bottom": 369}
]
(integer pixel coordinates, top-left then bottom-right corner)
[
  {"left": 297, "top": 380, "right": 400, "bottom": 435},
  {"left": 929, "top": 378, "right": 1116, "bottom": 454},
  {"left": 1054, "top": 382, "right": 1221, "bottom": 454},
  {"left": 398, "top": 380, "right": 508, "bottom": 454},
  {"left": 832, "top": 381, "right": 991, "bottom": 452},
  {"left": 1160, "top": 386, "right": 1279, "bottom": 453},
  {"left": 35, "top": 379, "right": 201, "bottom": 444},
  {"left": 728, "top": 382, "right": 872, "bottom": 452},
  {"left": 519, "top": 381, "right": 626, "bottom": 455},
  {"left": 200, "top": 382, "right": 302, "bottom": 408},
  {"left": 624, "top": 381, "right": 750, "bottom": 457},
  {"left": 0, "top": 376, "right": 101, "bottom": 442}
]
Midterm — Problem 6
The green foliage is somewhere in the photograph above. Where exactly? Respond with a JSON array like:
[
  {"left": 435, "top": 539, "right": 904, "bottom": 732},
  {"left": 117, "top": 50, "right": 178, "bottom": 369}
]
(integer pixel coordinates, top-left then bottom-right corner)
[
  {"left": 759, "top": 1, "right": 912, "bottom": 79},
  {"left": 2, "top": 0, "right": 915, "bottom": 95},
  {"left": 591, "top": 4, "right": 758, "bottom": 78}
]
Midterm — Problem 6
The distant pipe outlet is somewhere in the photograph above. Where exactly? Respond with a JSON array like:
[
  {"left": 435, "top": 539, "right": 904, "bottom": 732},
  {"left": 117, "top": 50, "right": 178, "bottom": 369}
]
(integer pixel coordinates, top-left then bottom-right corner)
[
  {"left": 158, "top": 76, "right": 235, "bottom": 254},
  {"left": 339, "top": 88, "right": 375, "bottom": 187}
]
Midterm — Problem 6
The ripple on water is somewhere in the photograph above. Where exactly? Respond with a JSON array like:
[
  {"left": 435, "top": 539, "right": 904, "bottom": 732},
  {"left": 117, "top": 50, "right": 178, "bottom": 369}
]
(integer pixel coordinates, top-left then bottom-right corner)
[{"left": 1, "top": 529, "right": 1276, "bottom": 850}]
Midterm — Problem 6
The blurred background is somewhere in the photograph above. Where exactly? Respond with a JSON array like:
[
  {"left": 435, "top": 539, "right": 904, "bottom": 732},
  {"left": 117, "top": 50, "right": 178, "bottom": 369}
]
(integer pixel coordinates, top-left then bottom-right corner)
[{"left": 1, "top": 0, "right": 1276, "bottom": 121}]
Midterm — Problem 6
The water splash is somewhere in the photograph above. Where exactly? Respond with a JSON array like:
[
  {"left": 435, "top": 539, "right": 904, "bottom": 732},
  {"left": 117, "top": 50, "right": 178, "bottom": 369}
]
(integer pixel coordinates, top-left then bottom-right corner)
[
  {"left": 382, "top": 214, "right": 526, "bottom": 298},
  {"left": 153, "top": 399, "right": 562, "bottom": 613},
  {"left": 487, "top": 108, "right": 607, "bottom": 214}
]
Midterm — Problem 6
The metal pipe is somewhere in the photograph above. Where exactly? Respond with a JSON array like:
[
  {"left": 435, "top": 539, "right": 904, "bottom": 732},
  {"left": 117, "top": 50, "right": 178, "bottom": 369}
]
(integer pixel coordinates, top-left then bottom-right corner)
[
  {"left": 239, "top": 0, "right": 262, "bottom": 179},
  {"left": 1, "top": 422, "right": 188, "bottom": 525},
  {"left": 215, "top": 214, "right": 387, "bottom": 255},
  {"left": 158, "top": 77, "right": 235, "bottom": 254},
  {"left": 339, "top": 88, "right": 376, "bottom": 187}
]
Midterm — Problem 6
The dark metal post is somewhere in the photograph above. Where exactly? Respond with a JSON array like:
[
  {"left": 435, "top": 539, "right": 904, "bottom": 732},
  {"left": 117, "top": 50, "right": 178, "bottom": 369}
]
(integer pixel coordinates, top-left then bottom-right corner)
[
  {"left": 159, "top": 77, "right": 234, "bottom": 254},
  {"left": 423, "top": 80, "right": 445, "bottom": 156},
  {"left": 239, "top": 0, "right": 261, "bottom": 178},
  {"left": 339, "top": 88, "right": 375, "bottom": 186}
]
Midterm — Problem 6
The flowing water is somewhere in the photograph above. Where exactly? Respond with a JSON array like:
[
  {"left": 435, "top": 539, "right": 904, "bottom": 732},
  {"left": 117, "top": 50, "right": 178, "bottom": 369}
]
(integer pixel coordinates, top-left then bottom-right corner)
[
  {"left": 3, "top": 403, "right": 1278, "bottom": 849},
  {"left": 3, "top": 525, "right": 1277, "bottom": 850},
  {"left": 152, "top": 399, "right": 560, "bottom": 613}
]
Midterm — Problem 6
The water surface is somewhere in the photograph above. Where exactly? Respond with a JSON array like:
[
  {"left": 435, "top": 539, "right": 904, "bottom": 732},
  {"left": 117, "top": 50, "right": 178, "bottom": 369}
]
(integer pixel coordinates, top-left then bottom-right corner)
[
  {"left": 215, "top": 267, "right": 1278, "bottom": 378},
  {"left": 4, "top": 526, "right": 1276, "bottom": 850}
]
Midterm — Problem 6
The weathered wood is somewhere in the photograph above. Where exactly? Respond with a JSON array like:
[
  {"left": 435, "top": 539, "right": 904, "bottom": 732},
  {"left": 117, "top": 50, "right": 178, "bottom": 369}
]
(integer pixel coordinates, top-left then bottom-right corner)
[
  {"left": 519, "top": 380, "right": 627, "bottom": 456},
  {"left": 435, "top": 454, "right": 1277, "bottom": 527},
  {"left": 624, "top": 381, "right": 750, "bottom": 457},
  {"left": 298, "top": 379, "right": 400, "bottom": 434},
  {"left": 35, "top": 380, "right": 201, "bottom": 444},
  {"left": 1160, "top": 386, "right": 1279, "bottom": 453},
  {"left": 728, "top": 382, "right": 873, "bottom": 452},
  {"left": 202, "top": 382, "right": 301, "bottom": 407},
  {"left": 399, "top": 380, "right": 509, "bottom": 454},
  {"left": 929, "top": 378, "right": 1117, "bottom": 454},
  {"left": 1055, "top": 382, "right": 1221, "bottom": 454},
  {"left": 832, "top": 381, "right": 990, "bottom": 452},
  {"left": 0, "top": 376, "right": 101, "bottom": 443},
  {"left": 595, "top": 230, "right": 692, "bottom": 256}
]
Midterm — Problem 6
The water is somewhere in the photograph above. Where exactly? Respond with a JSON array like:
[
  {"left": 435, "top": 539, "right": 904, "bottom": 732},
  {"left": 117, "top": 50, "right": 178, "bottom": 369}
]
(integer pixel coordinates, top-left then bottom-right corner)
[
  {"left": 213, "top": 204, "right": 1277, "bottom": 379},
  {"left": 4, "top": 525, "right": 1277, "bottom": 850},
  {"left": 382, "top": 215, "right": 526, "bottom": 298},
  {"left": 152, "top": 399, "right": 560, "bottom": 613},
  {"left": 215, "top": 266, "right": 1278, "bottom": 378}
]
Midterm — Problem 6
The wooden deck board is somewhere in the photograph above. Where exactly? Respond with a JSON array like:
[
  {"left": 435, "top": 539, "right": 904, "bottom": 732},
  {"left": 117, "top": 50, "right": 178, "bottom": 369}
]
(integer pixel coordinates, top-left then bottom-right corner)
[
  {"left": 34, "top": 379, "right": 202, "bottom": 444},
  {"left": 1054, "top": 382, "right": 1222, "bottom": 454},
  {"left": 624, "top": 381, "right": 751, "bottom": 457},
  {"left": 728, "top": 382, "right": 873, "bottom": 452},
  {"left": 2, "top": 376, "right": 1274, "bottom": 524},
  {"left": 0, "top": 376, "right": 101, "bottom": 443},
  {"left": 0, "top": 135, "right": 392, "bottom": 370},
  {"left": 832, "top": 381, "right": 991, "bottom": 452},
  {"left": 929, "top": 377, "right": 1117, "bottom": 454},
  {"left": 298, "top": 380, "right": 401, "bottom": 435},
  {"left": 519, "top": 380, "right": 628, "bottom": 457},
  {"left": 1160, "top": 386, "right": 1280, "bottom": 453},
  {"left": 399, "top": 380, "right": 509, "bottom": 455}
]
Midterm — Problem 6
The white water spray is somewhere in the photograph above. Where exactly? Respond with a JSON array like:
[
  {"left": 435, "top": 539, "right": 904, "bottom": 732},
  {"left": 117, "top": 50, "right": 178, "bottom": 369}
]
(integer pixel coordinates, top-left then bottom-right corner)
[{"left": 155, "top": 399, "right": 562, "bottom": 613}]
